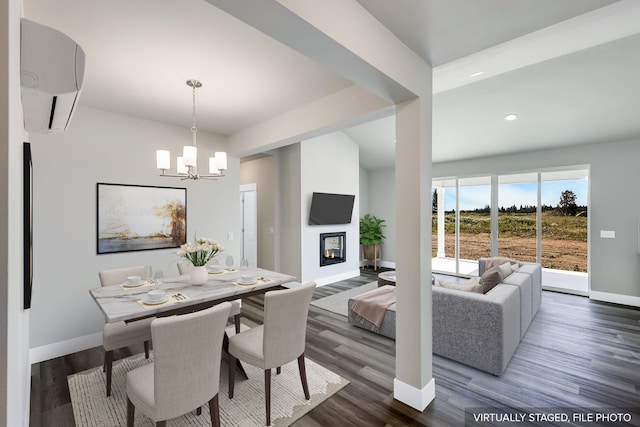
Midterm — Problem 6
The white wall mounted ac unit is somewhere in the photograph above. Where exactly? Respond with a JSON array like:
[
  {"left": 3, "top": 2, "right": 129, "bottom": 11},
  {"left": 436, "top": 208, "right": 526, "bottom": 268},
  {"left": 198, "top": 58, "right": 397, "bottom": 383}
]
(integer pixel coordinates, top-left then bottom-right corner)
[{"left": 20, "top": 19, "right": 86, "bottom": 134}]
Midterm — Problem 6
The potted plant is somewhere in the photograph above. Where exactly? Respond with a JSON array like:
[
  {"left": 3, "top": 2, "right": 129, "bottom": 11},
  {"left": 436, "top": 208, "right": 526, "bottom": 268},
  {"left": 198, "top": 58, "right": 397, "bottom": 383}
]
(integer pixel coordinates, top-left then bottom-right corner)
[{"left": 359, "top": 214, "right": 386, "bottom": 265}]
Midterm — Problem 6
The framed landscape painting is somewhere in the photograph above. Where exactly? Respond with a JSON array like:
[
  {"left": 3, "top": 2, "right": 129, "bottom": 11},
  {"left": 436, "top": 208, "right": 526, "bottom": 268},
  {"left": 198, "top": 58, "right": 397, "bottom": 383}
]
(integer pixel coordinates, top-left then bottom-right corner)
[{"left": 97, "top": 183, "right": 186, "bottom": 254}]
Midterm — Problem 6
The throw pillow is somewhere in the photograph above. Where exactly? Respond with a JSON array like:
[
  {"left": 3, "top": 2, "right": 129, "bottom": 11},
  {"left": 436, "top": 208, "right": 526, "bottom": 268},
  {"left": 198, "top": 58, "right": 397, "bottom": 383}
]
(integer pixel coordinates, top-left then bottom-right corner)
[
  {"left": 498, "top": 262, "right": 513, "bottom": 279},
  {"left": 438, "top": 277, "right": 483, "bottom": 293},
  {"left": 479, "top": 266, "right": 502, "bottom": 294}
]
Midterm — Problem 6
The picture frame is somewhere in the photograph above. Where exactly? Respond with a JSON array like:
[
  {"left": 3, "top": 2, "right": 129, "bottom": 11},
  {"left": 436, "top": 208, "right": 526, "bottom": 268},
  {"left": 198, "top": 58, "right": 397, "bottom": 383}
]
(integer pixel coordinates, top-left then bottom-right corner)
[
  {"left": 96, "top": 183, "right": 187, "bottom": 254},
  {"left": 23, "top": 143, "right": 33, "bottom": 309}
]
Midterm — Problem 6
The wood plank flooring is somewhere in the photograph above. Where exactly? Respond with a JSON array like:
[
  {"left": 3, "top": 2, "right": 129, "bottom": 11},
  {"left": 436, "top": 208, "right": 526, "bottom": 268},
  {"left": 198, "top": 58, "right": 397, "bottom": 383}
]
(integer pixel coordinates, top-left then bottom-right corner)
[{"left": 30, "top": 268, "right": 640, "bottom": 426}]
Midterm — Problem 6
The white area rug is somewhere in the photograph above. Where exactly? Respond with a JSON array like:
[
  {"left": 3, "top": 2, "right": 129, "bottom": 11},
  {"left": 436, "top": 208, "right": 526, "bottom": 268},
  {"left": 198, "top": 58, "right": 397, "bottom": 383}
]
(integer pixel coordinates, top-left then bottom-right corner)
[
  {"left": 68, "top": 343, "right": 347, "bottom": 426},
  {"left": 310, "top": 282, "right": 378, "bottom": 316}
]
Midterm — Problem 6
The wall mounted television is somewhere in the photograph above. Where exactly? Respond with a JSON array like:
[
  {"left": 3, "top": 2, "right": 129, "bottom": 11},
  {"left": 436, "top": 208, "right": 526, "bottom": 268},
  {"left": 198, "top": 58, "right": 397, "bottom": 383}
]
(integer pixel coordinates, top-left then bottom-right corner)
[{"left": 308, "top": 192, "right": 355, "bottom": 225}]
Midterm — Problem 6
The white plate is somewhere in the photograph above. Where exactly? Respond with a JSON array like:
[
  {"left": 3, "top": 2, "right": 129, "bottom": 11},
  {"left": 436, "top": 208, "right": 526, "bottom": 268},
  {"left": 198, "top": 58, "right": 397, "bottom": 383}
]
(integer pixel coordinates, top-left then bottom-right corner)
[
  {"left": 207, "top": 268, "right": 224, "bottom": 274},
  {"left": 123, "top": 281, "right": 144, "bottom": 288},
  {"left": 237, "top": 279, "right": 257, "bottom": 285},
  {"left": 142, "top": 296, "right": 169, "bottom": 305}
]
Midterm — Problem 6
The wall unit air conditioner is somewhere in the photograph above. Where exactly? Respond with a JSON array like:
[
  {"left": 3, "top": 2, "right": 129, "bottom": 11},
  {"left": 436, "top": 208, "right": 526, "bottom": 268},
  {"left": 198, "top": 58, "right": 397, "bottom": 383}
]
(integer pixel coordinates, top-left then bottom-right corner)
[{"left": 20, "top": 19, "right": 86, "bottom": 134}]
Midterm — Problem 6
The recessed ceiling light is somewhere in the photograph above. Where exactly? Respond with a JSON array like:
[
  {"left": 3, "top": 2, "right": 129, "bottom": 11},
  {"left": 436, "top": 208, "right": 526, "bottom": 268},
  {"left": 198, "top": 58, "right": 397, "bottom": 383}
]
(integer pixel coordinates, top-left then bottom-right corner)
[
  {"left": 469, "top": 71, "right": 484, "bottom": 77},
  {"left": 504, "top": 114, "right": 518, "bottom": 121}
]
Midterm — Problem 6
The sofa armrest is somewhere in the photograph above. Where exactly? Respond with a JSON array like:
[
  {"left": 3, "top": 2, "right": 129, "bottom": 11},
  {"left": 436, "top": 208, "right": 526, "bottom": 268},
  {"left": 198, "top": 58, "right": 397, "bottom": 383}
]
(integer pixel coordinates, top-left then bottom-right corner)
[{"left": 432, "top": 284, "right": 521, "bottom": 375}]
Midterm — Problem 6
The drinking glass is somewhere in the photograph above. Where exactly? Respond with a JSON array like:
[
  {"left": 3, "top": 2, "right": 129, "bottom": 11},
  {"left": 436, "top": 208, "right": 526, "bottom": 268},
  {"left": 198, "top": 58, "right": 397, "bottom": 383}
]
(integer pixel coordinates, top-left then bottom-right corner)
[
  {"left": 225, "top": 255, "right": 234, "bottom": 270},
  {"left": 153, "top": 270, "right": 164, "bottom": 286},
  {"left": 143, "top": 266, "right": 153, "bottom": 283},
  {"left": 240, "top": 259, "right": 249, "bottom": 270}
]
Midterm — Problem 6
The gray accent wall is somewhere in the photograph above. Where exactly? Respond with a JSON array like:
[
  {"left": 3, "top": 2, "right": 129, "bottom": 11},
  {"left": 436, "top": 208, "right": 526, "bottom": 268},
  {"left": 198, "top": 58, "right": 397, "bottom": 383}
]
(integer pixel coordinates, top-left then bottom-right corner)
[
  {"left": 367, "top": 168, "right": 397, "bottom": 263},
  {"left": 366, "top": 138, "right": 640, "bottom": 300},
  {"left": 28, "top": 105, "right": 241, "bottom": 352},
  {"left": 240, "top": 155, "right": 277, "bottom": 270},
  {"left": 433, "top": 138, "right": 640, "bottom": 299}
]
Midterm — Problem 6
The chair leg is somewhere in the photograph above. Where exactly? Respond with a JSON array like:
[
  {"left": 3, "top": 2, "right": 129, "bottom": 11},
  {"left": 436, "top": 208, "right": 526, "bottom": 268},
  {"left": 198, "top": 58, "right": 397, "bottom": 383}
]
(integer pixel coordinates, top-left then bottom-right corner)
[
  {"left": 126, "top": 397, "right": 135, "bottom": 427},
  {"left": 144, "top": 340, "right": 150, "bottom": 358},
  {"left": 196, "top": 406, "right": 202, "bottom": 416},
  {"left": 234, "top": 314, "right": 241, "bottom": 334},
  {"left": 156, "top": 421, "right": 166, "bottom": 427},
  {"left": 228, "top": 354, "right": 236, "bottom": 398},
  {"left": 264, "top": 369, "right": 272, "bottom": 426},
  {"left": 276, "top": 366, "right": 281, "bottom": 375},
  {"left": 298, "top": 354, "right": 310, "bottom": 400},
  {"left": 105, "top": 350, "right": 113, "bottom": 397},
  {"left": 209, "top": 394, "right": 220, "bottom": 427}
]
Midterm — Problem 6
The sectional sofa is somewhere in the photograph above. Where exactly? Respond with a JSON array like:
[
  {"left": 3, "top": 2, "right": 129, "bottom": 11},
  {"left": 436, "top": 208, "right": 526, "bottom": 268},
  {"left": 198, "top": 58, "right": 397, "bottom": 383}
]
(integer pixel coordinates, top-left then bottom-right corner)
[{"left": 347, "top": 258, "right": 542, "bottom": 375}]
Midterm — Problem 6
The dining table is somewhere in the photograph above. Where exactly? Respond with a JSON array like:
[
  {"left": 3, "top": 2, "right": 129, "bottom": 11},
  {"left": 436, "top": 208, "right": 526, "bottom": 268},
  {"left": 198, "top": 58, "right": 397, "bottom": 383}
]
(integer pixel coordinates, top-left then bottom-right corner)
[{"left": 89, "top": 266, "right": 297, "bottom": 377}]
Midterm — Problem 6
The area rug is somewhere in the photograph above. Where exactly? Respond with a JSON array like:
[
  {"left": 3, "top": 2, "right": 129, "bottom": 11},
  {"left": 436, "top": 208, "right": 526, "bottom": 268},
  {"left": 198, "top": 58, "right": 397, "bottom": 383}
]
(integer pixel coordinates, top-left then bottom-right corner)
[
  {"left": 310, "top": 274, "right": 469, "bottom": 317},
  {"left": 310, "top": 282, "right": 378, "bottom": 316},
  {"left": 68, "top": 347, "right": 348, "bottom": 426}
]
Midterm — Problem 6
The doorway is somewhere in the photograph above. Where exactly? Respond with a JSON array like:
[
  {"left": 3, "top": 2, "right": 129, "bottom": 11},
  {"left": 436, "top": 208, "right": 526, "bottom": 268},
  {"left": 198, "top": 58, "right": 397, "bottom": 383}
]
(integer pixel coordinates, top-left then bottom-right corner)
[{"left": 240, "top": 184, "right": 257, "bottom": 268}]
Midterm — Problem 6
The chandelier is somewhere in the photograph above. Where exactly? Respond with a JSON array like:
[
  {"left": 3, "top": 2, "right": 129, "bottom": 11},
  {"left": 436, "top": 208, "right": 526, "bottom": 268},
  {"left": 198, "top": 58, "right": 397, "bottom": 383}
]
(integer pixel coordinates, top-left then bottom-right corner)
[{"left": 156, "top": 79, "right": 227, "bottom": 180}]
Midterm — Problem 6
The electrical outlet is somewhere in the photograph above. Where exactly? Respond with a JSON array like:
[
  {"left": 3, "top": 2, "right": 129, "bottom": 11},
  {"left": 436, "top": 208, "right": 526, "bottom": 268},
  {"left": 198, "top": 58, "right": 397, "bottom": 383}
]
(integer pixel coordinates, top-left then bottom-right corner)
[
  {"left": 227, "top": 232, "right": 233, "bottom": 241},
  {"left": 600, "top": 230, "right": 615, "bottom": 239}
]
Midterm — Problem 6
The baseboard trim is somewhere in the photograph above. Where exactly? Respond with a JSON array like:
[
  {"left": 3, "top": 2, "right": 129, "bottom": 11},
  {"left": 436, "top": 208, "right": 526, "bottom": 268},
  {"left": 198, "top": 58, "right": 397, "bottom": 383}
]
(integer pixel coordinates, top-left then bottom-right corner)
[
  {"left": 313, "top": 269, "right": 361, "bottom": 287},
  {"left": 361, "top": 260, "right": 396, "bottom": 269},
  {"left": 589, "top": 290, "right": 640, "bottom": 308},
  {"left": 393, "top": 377, "right": 435, "bottom": 411},
  {"left": 30, "top": 332, "right": 102, "bottom": 365}
]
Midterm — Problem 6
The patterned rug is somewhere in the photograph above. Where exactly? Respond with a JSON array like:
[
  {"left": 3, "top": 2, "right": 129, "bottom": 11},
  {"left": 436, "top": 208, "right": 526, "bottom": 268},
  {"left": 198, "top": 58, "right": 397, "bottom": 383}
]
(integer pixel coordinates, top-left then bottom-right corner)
[{"left": 68, "top": 341, "right": 348, "bottom": 426}]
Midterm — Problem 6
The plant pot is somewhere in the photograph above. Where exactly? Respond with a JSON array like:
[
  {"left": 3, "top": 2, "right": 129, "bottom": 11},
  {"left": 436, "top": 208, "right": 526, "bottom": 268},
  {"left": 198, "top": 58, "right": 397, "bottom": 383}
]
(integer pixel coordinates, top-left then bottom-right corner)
[
  {"left": 189, "top": 265, "right": 208, "bottom": 285},
  {"left": 362, "top": 243, "right": 380, "bottom": 261}
]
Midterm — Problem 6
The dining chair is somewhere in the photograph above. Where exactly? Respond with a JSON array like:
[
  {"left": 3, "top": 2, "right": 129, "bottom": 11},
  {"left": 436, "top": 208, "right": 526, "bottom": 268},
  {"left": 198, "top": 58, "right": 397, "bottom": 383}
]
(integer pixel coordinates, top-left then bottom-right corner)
[
  {"left": 228, "top": 281, "right": 316, "bottom": 425},
  {"left": 126, "top": 302, "right": 232, "bottom": 427},
  {"left": 177, "top": 262, "right": 242, "bottom": 333},
  {"left": 176, "top": 262, "right": 193, "bottom": 275},
  {"left": 98, "top": 265, "right": 154, "bottom": 397}
]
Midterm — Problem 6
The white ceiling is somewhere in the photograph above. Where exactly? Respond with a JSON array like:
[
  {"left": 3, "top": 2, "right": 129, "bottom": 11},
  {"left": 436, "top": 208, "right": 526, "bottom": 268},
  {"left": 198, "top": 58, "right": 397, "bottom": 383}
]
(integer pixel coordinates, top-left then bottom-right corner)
[{"left": 23, "top": 0, "right": 640, "bottom": 169}]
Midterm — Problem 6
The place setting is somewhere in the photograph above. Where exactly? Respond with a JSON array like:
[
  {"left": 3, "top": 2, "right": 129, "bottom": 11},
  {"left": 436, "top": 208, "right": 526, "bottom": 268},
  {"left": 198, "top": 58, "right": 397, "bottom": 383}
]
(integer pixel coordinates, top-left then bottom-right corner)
[
  {"left": 137, "top": 289, "right": 191, "bottom": 308},
  {"left": 232, "top": 274, "right": 271, "bottom": 287},
  {"left": 119, "top": 271, "right": 164, "bottom": 290}
]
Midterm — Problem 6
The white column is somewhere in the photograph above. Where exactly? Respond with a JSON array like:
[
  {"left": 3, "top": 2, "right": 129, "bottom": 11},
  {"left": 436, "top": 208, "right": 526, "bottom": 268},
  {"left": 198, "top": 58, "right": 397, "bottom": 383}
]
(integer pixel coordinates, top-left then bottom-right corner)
[
  {"left": 437, "top": 187, "right": 445, "bottom": 258},
  {"left": 394, "top": 98, "right": 435, "bottom": 411}
]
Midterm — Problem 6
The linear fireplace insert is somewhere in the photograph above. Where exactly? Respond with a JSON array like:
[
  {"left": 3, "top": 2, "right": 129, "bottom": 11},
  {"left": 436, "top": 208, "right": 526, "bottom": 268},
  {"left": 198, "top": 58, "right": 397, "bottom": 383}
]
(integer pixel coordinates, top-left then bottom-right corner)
[{"left": 320, "top": 232, "right": 346, "bottom": 267}]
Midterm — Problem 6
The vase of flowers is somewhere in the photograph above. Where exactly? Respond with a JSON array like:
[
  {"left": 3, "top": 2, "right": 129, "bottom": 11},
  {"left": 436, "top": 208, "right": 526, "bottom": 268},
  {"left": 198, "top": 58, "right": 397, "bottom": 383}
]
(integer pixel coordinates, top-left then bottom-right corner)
[{"left": 177, "top": 237, "right": 224, "bottom": 285}]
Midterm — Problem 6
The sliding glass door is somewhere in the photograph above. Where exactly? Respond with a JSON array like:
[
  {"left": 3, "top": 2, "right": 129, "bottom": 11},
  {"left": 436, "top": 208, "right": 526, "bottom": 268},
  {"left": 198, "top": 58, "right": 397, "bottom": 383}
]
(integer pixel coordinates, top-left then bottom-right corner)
[
  {"left": 497, "top": 173, "right": 538, "bottom": 263},
  {"left": 432, "top": 168, "right": 589, "bottom": 292},
  {"left": 459, "top": 177, "right": 492, "bottom": 273}
]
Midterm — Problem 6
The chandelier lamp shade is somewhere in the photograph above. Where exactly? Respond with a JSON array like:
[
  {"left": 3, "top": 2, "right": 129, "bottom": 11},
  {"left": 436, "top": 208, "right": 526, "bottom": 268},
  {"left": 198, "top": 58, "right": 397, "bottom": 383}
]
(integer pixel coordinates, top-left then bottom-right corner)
[{"left": 156, "top": 79, "right": 227, "bottom": 180}]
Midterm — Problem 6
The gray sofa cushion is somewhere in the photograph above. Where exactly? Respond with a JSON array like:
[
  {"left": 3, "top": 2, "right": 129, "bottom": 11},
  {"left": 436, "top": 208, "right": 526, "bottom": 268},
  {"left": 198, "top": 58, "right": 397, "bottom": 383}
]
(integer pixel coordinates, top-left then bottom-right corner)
[
  {"left": 502, "top": 272, "right": 533, "bottom": 337},
  {"left": 518, "top": 263, "right": 542, "bottom": 313},
  {"left": 432, "top": 284, "right": 521, "bottom": 375},
  {"left": 479, "top": 266, "right": 502, "bottom": 293}
]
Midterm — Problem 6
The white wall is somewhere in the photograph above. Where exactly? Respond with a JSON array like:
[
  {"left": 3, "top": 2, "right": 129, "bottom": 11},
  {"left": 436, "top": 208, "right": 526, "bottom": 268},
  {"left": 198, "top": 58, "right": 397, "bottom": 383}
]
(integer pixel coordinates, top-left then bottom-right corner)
[
  {"left": 2, "top": 0, "right": 32, "bottom": 423},
  {"left": 28, "top": 105, "right": 241, "bottom": 361},
  {"left": 300, "top": 132, "right": 360, "bottom": 285},
  {"left": 359, "top": 166, "right": 369, "bottom": 217}
]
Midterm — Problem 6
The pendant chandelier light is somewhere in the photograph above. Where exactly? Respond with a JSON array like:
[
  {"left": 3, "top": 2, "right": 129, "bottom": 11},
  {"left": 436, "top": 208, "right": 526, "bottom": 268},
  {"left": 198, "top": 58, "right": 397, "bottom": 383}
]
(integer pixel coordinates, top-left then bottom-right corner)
[{"left": 156, "top": 79, "right": 227, "bottom": 180}]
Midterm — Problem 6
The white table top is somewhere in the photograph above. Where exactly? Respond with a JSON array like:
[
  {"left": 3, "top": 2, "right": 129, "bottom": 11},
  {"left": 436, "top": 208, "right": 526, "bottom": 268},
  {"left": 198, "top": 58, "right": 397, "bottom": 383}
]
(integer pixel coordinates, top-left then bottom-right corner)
[{"left": 89, "top": 267, "right": 296, "bottom": 323}]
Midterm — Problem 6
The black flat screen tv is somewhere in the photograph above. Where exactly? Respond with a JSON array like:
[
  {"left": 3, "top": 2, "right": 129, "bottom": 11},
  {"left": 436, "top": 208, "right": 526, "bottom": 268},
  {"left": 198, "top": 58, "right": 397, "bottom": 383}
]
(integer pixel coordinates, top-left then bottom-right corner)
[{"left": 308, "top": 192, "right": 355, "bottom": 225}]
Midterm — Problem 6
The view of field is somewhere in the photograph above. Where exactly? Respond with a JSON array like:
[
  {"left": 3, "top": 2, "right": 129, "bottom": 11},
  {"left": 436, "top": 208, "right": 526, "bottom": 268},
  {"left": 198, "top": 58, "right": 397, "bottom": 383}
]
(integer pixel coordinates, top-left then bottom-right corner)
[{"left": 432, "top": 211, "right": 587, "bottom": 272}]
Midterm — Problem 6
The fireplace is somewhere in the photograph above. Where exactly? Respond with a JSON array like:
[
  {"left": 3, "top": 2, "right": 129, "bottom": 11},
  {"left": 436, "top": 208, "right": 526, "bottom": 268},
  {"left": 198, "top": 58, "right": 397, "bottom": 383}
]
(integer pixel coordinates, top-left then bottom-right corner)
[{"left": 320, "top": 232, "right": 346, "bottom": 267}]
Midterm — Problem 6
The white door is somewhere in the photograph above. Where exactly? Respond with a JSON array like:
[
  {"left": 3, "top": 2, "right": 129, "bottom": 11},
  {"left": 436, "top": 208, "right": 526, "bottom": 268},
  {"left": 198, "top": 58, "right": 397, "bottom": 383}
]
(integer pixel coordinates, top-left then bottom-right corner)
[{"left": 240, "top": 184, "right": 257, "bottom": 268}]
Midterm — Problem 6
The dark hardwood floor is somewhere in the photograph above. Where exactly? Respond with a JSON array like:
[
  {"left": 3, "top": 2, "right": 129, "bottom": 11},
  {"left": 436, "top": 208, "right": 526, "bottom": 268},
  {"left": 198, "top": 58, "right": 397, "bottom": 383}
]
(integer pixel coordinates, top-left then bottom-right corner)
[{"left": 30, "top": 268, "right": 640, "bottom": 426}]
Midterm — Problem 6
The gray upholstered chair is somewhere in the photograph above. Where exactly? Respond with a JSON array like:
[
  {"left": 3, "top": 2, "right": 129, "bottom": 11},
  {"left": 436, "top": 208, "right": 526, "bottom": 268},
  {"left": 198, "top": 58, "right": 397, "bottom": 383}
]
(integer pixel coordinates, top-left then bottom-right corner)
[
  {"left": 177, "top": 262, "right": 242, "bottom": 333},
  {"left": 228, "top": 281, "right": 316, "bottom": 425},
  {"left": 98, "top": 265, "right": 154, "bottom": 397},
  {"left": 126, "top": 302, "right": 232, "bottom": 427},
  {"left": 176, "top": 262, "right": 193, "bottom": 275}
]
